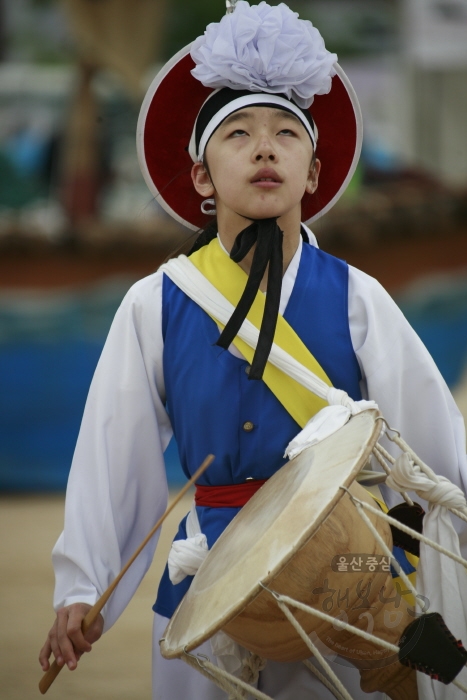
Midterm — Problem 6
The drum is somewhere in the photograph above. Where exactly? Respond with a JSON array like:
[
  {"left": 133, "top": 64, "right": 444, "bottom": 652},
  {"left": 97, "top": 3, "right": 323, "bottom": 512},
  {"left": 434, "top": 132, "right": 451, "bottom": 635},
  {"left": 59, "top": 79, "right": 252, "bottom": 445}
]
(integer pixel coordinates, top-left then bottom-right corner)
[{"left": 160, "top": 409, "right": 417, "bottom": 699}]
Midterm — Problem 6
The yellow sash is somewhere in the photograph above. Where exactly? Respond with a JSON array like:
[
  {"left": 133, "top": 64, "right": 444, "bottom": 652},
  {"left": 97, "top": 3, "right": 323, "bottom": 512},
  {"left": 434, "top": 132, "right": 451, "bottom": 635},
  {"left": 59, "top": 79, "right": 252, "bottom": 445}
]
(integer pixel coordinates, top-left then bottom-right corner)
[
  {"left": 189, "top": 238, "right": 331, "bottom": 428},
  {"left": 189, "top": 239, "right": 419, "bottom": 589}
]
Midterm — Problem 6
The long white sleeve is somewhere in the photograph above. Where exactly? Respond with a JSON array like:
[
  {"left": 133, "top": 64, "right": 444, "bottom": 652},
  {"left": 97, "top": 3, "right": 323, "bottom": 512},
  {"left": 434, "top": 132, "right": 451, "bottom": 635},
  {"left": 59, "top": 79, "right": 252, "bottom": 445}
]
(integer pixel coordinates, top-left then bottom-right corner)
[
  {"left": 52, "top": 270, "right": 172, "bottom": 631},
  {"left": 348, "top": 265, "right": 467, "bottom": 548}
]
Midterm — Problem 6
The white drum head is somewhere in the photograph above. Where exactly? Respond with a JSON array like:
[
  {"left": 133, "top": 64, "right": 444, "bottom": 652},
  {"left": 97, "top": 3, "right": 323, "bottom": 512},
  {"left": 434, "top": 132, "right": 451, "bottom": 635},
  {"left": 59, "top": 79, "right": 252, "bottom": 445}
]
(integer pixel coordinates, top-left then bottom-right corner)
[{"left": 161, "top": 409, "right": 381, "bottom": 658}]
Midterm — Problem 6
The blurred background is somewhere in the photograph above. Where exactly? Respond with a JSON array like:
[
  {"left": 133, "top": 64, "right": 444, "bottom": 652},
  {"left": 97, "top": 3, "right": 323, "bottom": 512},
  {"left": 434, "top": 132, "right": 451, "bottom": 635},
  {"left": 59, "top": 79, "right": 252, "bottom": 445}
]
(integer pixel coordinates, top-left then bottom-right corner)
[
  {"left": 0, "top": 2, "right": 467, "bottom": 697},
  {"left": 0, "top": 0, "right": 467, "bottom": 492}
]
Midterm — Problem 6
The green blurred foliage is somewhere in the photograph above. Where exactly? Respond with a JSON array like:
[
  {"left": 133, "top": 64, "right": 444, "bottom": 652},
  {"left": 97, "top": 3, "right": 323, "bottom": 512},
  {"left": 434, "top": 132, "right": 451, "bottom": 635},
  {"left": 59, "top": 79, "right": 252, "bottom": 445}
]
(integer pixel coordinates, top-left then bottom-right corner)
[
  {"left": 162, "top": 0, "right": 225, "bottom": 59},
  {"left": 4, "top": 0, "right": 398, "bottom": 65},
  {"left": 162, "top": 0, "right": 397, "bottom": 59},
  {"left": 5, "top": 0, "right": 74, "bottom": 64},
  {"left": 0, "top": 151, "right": 44, "bottom": 208}
]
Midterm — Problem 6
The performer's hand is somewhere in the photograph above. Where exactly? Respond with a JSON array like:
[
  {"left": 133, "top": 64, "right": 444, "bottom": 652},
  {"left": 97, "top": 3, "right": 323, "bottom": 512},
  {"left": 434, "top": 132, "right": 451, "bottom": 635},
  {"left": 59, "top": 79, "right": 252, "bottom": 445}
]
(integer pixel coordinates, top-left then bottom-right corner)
[{"left": 38, "top": 603, "right": 104, "bottom": 672}]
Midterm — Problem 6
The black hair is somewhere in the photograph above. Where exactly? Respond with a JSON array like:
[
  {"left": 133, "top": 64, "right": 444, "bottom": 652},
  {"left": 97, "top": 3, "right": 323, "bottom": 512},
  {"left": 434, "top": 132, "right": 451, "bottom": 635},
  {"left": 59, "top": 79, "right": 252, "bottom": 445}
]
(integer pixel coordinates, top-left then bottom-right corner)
[{"left": 188, "top": 218, "right": 219, "bottom": 255}]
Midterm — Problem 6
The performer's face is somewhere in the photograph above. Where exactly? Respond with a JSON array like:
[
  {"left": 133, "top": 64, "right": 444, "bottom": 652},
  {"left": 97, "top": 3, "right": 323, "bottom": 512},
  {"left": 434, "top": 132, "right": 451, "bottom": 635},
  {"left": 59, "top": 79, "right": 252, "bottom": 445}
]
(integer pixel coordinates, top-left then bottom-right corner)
[{"left": 191, "top": 106, "right": 320, "bottom": 230}]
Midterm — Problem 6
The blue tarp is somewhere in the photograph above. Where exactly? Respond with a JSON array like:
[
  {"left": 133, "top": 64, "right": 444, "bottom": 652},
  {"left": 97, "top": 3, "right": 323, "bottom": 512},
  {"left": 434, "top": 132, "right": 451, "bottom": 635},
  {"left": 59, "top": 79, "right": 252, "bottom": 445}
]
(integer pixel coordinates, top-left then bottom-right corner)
[
  {"left": 0, "top": 278, "right": 185, "bottom": 490},
  {"left": 1, "top": 272, "right": 467, "bottom": 491},
  {"left": 397, "top": 276, "right": 467, "bottom": 388}
]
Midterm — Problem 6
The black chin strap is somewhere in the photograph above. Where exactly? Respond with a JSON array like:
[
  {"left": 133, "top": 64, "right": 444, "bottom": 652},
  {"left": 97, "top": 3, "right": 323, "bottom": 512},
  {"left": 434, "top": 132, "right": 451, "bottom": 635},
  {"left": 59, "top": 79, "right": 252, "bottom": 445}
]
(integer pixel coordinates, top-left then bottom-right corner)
[{"left": 216, "top": 218, "right": 283, "bottom": 380}]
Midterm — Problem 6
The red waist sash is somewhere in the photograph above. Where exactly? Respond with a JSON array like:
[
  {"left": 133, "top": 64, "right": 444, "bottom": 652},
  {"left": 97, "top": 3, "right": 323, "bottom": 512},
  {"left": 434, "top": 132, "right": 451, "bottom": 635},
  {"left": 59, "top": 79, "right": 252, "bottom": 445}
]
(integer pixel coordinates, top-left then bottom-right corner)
[{"left": 195, "top": 479, "right": 268, "bottom": 508}]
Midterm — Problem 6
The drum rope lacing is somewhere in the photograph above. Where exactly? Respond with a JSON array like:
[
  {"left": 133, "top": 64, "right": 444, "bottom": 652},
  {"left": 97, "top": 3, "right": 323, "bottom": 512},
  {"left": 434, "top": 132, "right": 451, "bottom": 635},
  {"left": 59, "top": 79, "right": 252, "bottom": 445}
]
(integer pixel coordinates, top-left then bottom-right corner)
[
  {"left": 341, "top": 488, "right": 467, "bottom": 572},
  {"left": 387, "top": 430, "right": 467, "bottom": 519},
  {"left": 302, "top": 660, "right": 349, "bottom": 700},
  {"left": 276, "top": 602, "right": 353, "bottom": 700},
  {"left": 181, "top": 645, "right": 350, "bottom": 700},
  {"left": 342, "top": 490, "right": 421, "bottom": 609},
  {"left": 371, "top": 435, "right": 414, "bottom": 506},
  {"left": 269, "top": 587, "right": 467, "bottom": 696},
  {"left": 240, "top": 653, "right": 267, "bottom": 687},
  {"left": 181, "top": 650, "right": 273, "bottom": 700},
  {"left": 266, "top": 588, "right": 399, "bottom": 654},
  {"left": 340, "top": 487, "right": 467, "bottom": 694}
]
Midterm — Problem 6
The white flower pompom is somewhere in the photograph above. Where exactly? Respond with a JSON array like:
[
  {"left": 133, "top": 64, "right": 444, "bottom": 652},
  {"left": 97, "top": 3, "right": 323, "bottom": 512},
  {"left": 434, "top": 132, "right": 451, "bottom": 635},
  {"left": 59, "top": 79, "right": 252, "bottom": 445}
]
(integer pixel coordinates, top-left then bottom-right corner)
[{"left": 190, "top": 1, "right": 337, "bottom": 109}]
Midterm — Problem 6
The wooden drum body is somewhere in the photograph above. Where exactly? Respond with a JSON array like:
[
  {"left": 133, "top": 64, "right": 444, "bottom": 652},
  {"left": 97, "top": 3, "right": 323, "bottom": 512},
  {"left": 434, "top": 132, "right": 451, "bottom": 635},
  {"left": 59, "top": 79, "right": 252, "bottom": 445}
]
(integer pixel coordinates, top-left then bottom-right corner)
[{"left": 160, "top": 410, "right": 417, "bottom": 699}]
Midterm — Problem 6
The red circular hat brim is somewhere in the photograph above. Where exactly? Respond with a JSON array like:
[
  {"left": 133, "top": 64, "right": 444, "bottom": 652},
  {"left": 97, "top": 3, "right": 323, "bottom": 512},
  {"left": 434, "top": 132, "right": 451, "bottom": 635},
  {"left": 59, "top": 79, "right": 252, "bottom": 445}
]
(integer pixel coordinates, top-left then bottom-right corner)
[{"left": 137, "top": 44, "right": 362, "bottom": 231}]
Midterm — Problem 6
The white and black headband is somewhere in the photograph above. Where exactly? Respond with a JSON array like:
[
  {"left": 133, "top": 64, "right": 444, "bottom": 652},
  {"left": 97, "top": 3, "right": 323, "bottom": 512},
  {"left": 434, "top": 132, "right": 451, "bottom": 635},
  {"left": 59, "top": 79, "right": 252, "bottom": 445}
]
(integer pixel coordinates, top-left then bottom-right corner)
[{"left": 188, "top": 87, "right": 318, "bottom": 163}]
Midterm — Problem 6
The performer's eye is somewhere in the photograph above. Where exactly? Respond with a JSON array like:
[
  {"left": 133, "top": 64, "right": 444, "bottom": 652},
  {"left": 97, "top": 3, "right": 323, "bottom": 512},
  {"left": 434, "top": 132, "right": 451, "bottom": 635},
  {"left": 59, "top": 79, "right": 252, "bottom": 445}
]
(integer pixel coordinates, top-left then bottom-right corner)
[
  {"left": 278, "top": 128, "right": 295, "bottom": 136},
  {"left": 229, "top": 129, "right": 248, "bottom": 137}
]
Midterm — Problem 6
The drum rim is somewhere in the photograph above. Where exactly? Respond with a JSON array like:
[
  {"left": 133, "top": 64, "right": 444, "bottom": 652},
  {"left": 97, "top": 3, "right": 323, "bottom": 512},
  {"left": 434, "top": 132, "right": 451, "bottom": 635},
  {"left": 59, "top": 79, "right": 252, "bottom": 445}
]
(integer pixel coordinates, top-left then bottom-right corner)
[{"left": 161, "top": 408, "right": 382, "bottom": 659}]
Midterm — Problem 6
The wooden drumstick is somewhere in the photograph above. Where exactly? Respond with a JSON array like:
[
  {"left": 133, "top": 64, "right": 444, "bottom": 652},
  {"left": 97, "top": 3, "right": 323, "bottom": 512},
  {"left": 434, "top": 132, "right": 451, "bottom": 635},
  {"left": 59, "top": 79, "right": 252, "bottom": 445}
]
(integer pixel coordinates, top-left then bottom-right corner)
[{"left": 39, "top": 453, "right": 215, "bottom": 695}]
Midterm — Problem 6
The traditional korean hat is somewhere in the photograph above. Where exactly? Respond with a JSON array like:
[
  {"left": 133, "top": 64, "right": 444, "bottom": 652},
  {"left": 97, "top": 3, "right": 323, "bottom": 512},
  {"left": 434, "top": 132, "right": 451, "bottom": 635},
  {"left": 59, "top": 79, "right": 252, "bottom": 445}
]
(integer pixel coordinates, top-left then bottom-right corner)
[
  {"left": 137, "top": 0, "right": 362, "bottom": 232},
  {"left": 137, "top": 1, "right": 363, "bottom": 380}
]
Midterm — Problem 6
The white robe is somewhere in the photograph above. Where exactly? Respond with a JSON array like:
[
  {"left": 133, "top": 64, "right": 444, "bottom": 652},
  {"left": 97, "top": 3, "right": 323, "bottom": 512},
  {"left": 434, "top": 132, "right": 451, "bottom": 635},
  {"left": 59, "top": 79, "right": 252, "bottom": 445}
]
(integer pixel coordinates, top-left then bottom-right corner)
[{"left": 51, "top": 235, "right": 467, "bottom": 699}]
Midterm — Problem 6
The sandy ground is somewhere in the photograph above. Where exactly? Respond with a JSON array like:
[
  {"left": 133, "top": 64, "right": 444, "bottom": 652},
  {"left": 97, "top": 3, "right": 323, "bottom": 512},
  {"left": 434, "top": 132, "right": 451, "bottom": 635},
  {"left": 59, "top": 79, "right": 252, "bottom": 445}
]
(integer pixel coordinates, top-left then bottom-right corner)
[{"left": 0, "top": 490, "right": 193, "bottom": 700}]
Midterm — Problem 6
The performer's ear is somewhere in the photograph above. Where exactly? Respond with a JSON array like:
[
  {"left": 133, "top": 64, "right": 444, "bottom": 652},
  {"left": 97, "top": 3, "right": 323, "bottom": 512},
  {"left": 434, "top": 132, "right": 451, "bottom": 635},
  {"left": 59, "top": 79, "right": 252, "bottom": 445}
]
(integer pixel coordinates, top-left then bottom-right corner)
[
  {"left": 305, "top": 158, "right": 321, "bottom": 195},
  {"left": 191, "top": 162, "right": 215, "bottom": 197}
]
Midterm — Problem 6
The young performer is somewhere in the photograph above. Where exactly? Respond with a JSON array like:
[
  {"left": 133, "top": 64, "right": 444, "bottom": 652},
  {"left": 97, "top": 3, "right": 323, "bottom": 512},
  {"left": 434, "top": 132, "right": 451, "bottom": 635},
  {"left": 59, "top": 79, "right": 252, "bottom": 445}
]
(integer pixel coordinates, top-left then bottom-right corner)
[{"left": 39, "top": 3, "right": 467, "bottom": 698}]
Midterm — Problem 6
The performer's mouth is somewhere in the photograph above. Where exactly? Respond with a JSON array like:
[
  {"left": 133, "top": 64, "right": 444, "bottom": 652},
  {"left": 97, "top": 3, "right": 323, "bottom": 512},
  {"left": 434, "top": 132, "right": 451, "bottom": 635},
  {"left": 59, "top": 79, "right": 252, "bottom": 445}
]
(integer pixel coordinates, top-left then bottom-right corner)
[{"left": 251, "top": 168, "right": 283, "bottom": 188}]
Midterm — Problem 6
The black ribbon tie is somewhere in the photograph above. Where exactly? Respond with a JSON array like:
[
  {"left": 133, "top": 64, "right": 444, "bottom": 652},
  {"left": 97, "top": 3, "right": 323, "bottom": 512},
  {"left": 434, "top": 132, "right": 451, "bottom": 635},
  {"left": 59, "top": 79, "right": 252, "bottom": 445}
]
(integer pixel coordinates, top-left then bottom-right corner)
[{"left": 216, "top": 218, "right": 284, "bottom": 381}]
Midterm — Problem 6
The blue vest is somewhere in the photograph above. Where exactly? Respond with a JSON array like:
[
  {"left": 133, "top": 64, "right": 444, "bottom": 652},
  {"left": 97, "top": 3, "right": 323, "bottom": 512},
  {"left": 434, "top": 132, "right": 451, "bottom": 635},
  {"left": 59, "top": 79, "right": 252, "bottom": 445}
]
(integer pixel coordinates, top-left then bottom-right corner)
[{"left": 154, "top": 243, "right": 362, "bottom": 618}]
